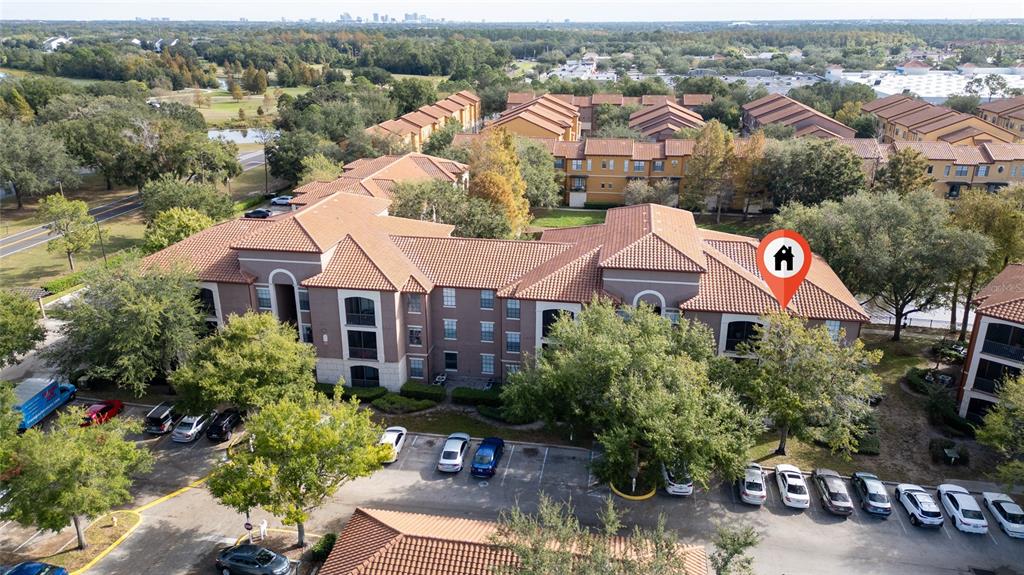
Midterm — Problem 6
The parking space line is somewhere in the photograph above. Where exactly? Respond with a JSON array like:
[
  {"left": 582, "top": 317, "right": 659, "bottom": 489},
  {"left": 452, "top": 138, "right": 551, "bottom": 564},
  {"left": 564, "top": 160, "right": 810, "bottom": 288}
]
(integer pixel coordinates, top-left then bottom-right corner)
[
  {"left": 501, "top": 444, "right": 516, "bottom": 486},
  {"left": 988, "top": 530, "right": 999, "bottom": 545},
  {"left": 13, "top": 529, "right": 43, "bottom": 552},
  {"left": 537, "top": 447, "right": 550, "bottom": 484},
  {"left": 892, "top": 508, "right": 909, "bottom": 535},
  {"left": 0, "top": 520, "right": 11, "bottom": 533},
  {"left": 586, "top": 451, "right": 594, "bottom": 487},
  {"left": 411, "top": 435, "right": 419, "bottom": 448},
  {"left": 941, "top": 523, "right": 952, "bottom": 540}
]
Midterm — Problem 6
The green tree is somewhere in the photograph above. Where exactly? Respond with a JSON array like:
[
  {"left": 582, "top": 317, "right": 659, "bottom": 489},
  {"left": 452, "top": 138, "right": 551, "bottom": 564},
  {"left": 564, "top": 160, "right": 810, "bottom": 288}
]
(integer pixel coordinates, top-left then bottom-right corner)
[
  {"left": 140, "top": 175, "right": 234, "bottom": 223},
  {"left": 516, "top": 137, "right": 563, "bottom": 208},
  {"left": 144, "top": 207, "right": 214, "bottom": 252},
  {"left": 208, "top": 391, "right": 388, "bottom": 547},
  {"left": 7, "top": 87, "right": 35, "bottom": 122},
  {"left": 390, "top": 78, "right": 438, "bottom": 114},
  {"left": 983, "top": 74, "right": 1009, "bottom": 101},
  {"left": 774, "top": 190, "right": 991, "bottom": 341},
  {"left": 502, "top": 301, "right": 759, "bottom": 489},
  {"left": 740, "top": 312, "right": 881, "bottom": 455},
  {"left": 230, "top": 82, "right": 245, "bottom": 102},
  {"left": 0, "top": 291, "right": 46, "bottom": 368},
  {"left": 623, "top": 179, "right": 678, "bottom": 207},
  {"left": 761, "top": 138, "right": 865, "bottom": 207},
  {"left": 976, "top": 374, "right": 1024, "bottom": 487},
  {"left": 710, "top": 525, "right": 761, "bottom": 575},
  {"left": 944, "top": 94, "right": 982, "bottom": 115},
  {"left": 0, "top": 383, "right": 19, "bottom": 471},
  {"left": 171, "top": 312, "right": 316, "bottom": 414},
  {"left": 732, "top": 130, "right": 767, "bottom": 217},
  {"left": 267, "top": 129, "right": 327, "bottom": 184},
  {"left": 37, "top": 194, "right": 99, "bottom": 272},
  {"left": 422, "top": 120, "right": 463, "bottom": 156},
  {"left": 469, "top": 171, "right": 527, "bottom": 237},
  {"left": 683, "top": 120, "right": 734, "bottom": 222},
  {"left": 44, "top": 261, "right": 204, "bottom": 396},
  {"left": 298, "top": 153, "right": 346, "bottom": 185},
  {"left": 391, "top": 180, "right": 511, "bottom": 239},
  {"left": 872, "top": 148, "right": 935, "bottom": 195},
  {"left": 0, "top": 121, "right": 80, "bottom": 209},
  {"left": 0, "top": 409, "right": 153, "bottom": 549}
]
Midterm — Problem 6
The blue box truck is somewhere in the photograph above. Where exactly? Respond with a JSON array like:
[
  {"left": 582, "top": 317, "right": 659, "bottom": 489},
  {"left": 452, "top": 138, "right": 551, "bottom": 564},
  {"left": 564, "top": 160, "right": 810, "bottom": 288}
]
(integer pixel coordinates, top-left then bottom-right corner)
[{"left": 13, "top": 378, "right": 77, "bottom": 432}]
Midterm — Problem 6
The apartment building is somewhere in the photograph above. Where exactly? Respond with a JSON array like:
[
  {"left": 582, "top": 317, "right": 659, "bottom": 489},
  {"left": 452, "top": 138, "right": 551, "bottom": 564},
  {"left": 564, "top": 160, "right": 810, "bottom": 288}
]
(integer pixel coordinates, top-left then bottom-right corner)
[
  {"left": 957, "top": 264, "right": 1024, "bottom": 423},
  {"left": 365, "top": 90, "right": 481, "bottom": 151},
  {"left": 888, "top": 141, "right": 1024, "bottom": 198},
  {"left": 145, "top": 179, "right": 868, "bottom": 391},
  {"left": 860, "top": 94, "right": 1017, "bottom": 144},
  {"left": 741, "top": 93, "right": 857, "bottom": 139},
  {"left": 505, "top": 92, "right": 711, "bottom": 133},
  {"left": 979, "top": 96, "right": 1024, "bottom": 141},
  {"left": 487, "top": 94, "right": 581, "bottom": 140},
  {"left": 628, "top": 100, "right": 706, "bottom": 140}
]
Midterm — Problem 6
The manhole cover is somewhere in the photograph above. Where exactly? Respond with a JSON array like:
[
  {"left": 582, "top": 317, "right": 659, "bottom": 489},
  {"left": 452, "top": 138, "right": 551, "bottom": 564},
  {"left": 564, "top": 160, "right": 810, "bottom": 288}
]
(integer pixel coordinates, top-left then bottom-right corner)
[
  {"left": 479, "top": 481, "right": 489, "bottom": 487},
  {"left": 522, "top": 447, "right": 540, "bottom": 457}
]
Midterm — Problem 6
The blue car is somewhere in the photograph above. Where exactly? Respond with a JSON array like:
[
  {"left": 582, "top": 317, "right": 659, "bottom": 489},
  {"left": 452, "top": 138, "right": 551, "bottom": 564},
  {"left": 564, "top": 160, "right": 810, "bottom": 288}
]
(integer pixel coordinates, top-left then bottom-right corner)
[
  {"left": 470, "top": 437, "right": 505, "bottom": 478},
  {"left": 2, "top": 563, "right": 69, "bottom": 575}
]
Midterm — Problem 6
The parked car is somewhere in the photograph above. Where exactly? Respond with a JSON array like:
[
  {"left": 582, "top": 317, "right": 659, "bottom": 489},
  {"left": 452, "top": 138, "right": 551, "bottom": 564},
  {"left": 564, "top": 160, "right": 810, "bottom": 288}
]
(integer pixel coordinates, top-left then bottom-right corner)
[
  {"left": 13, "top": 378, "right": 77, "bottom": 432},
  {"left": 895, "top": 484, "right": 944, "bottom": 528},
  {"left": 662, "top": 462, "right": 694, "bottom": 496},
  {"left": 244, "top": 209, "right": 273, "bottom": 219},
  {"left": 269, "top": 195, "right": 293, "bottom": 206},
  {"left": 144, "top": 401, "right": 181, "bottom": 435},
  {"left": 1, "top": 563, "right": 69, "bottom": 575},
  {"left": 982, "top": 492, "right": 1024, "bottom": 538},
  {"left": 214, "top": 544, "right": 290, "bottom": 575},
  {"left": 171, "top": 412, "right": 213, "bottom": 443},
  {"left": 470, "top": 437, "right": 505, "bottom": 478},
  {"left": 206, "top": 409, "right": 243, "bottom": 443},
  {"left": 737, "top": 463, "right": 767, "bottom": 505},
  {"left": 775, "top": 464, "right": 810, "bottom": 509},
  {"left": 79, "top": 400, "right": 124, "bottom": 427},
  {"left": 436, "top": 432, "right": 471, "bottom": 473},
  {"left": 812, "top": 468, "right": 854, "bottom": 516},
  {"left": 379, "top": 426, "right": 408, "bottom": 464},
  {"left": 938, "top": 484, "right": 988, "bottom": 534},
  {"left": 850, "top": 472, "right": 892, "bottom": 517}
]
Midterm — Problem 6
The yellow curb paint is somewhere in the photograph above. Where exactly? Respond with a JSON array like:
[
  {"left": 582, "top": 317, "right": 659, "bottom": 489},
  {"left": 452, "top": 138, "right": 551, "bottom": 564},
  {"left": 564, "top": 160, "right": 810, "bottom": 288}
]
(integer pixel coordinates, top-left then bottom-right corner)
[
  {"left": 69, "top": 511, "right": 142, "bottom": 575},
  {"left": 134, "top": 475, "right": 209, "bottom": 513},
  {"left": 609, "top": 482, "right": 657, "bottom": 501},
  {"left": 234, "top": 528, "right": 324, "bottom": 545}
]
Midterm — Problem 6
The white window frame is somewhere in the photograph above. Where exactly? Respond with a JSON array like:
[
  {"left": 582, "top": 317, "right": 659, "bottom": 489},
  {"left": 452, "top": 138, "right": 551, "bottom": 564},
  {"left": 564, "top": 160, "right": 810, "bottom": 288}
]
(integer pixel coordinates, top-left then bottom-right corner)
[
  {"left": 407, "top": 293, "right": 422, "bottom": 314},
  {"left": 443, "top": 319, "right": 458, "bottom": 340},
  {"left": 481, "top": 353, "right": 495, "bottom": 375},
  {"left": 297, "top": 288, "right": 310, "bottom": 312},
  {"left": 481, "top": 321, "right": 495, "bottom": 343},
  {"left": 408, "top": 325, "right": 423, "bottom": 347},
  {"left": 255, "top": 285, "right": 272, "bottom": 310},
  {"left": 480, "top": 289, "right": 495, "bottom": 310},
  {"left": 825, "top": 320, "right": 842, "bottom": 342},
  {"left": 409, "top": 357, "right": 425, "bottom": 379},
  {"left": 442, "top": 288, "right": 456, "bottom": 308},
  {"left": 506, "top": 299, "right": 521, "bottom": 320},
  {"left": 506, "top": 331, "right": 521, "bottom": 354}
]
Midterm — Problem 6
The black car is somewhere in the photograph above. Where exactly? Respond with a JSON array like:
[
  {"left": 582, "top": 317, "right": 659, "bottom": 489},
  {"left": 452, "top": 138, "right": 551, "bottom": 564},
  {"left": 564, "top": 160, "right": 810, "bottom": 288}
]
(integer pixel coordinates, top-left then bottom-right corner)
[
  {"left": 244, "top": 209, "right": 273, "bottom": 219},
  {"left": 215, "top": 544, "right": 290, "bottom": 575},
  {"left": 206, "top": 409, "right": 243, "bottom": 442},
  {"left": 851, "top": 472, "right": 893, "bottom": 517},
  {"left": 812, "top": 468, "right": 854, "bottom": 516}
]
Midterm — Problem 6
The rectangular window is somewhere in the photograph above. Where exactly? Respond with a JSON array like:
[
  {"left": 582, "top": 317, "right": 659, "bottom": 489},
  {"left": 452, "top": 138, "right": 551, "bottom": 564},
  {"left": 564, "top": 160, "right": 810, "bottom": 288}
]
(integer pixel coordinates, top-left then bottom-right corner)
[
  {"left": 506, "top": 331, "right": 521, "bottom": 354},
  {"left": 506, "top": 299, "right": 521, "bottom": 320},
  {"left": 297, "top": 288, "right": 310, "bottom": 312},
  {"left": 633, "top": 160, "right": 644, "bottom": 172},
  {"left": 955, "top": 165, "right": 969, "bottom": 177},
  {"left": 825, "top": 320, "right": 842, "bottom": 342},
  {"left": 301, "top": 325, "right": 313, "bottom": 343},
  {"left": 409, "top": 357, "right": 424, "bottom": 379},
  {"left": 571, "top": 159, "right": 583, "bottom": 171},
  {"left": 977, "top": 165, "right": 990, "bottom": 177},
  {"left": 480, "top": 289, "right": 495, "bottom": 310},
  {"left": 442, "top": 288, "right": 456, "bottom": 308},
  {"left": 506, "top": 363, "right": 520, "bottom": 376},
  {"left": 571, "top": 177, "right": 586, "bottom": 191},
  {"left": 1013, "top": 166, "right": 1018, "bottom": 177},
  {"left": 481, "top": 354, "right": 495, "bottom": 375},
  {"left": 444, "top": 319, "right": 457, "bottom": 340},
  {"left": 653, "top": 160, "right": 664, "bottom": 172},
  {"left": 407, "top": 293, "right": 422, "bottom": 314},
  {"left": 944, "top": 165, "right": 951, "bottom": 177},
  {"left": 601, "top": 160, "right": 608, "bottom": 169},
  {"left": 554, "top": 158, "right": 565, "bottom": 169},
  {"left": 445, "top": 351, "right": 458, "bottom": 371},
  {"left": 926, "top": 165, "right": 934, "bottom": 174},
  {"left": 347, "top": 330, "right": 377, "bottom": 360},
  {"left": 408, "top": 326, "right": 423, "bottom": 346},
  {"left": 256, "top": 286, "right": 272, "bottom": 310},
  {"left": 481, "top": 321, "right": 495, "bottom": 343},
  {"left": 586, "top": 159, "right": 592, "bottom": 172},
  {"left": 345, "top": 297, "right": 375, "bottom": 326}
]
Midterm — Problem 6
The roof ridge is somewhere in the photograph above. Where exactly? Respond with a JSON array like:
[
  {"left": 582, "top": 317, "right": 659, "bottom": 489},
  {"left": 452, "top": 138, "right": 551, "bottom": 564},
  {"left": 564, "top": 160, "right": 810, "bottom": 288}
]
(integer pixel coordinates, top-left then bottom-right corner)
[
  {"left": 701, "top": 241, "right": 783, "bottom": 308},
  {"left": 346, "top": 234, "right": 401, "bottom": 291}
]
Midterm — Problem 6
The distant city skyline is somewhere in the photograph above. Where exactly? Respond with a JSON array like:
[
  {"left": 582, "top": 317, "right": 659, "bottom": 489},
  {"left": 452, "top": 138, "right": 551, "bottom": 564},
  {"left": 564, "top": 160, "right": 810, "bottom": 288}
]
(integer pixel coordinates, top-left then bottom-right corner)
[{"left": 3, "top": 0, "right": 1022, "bottom": 23}]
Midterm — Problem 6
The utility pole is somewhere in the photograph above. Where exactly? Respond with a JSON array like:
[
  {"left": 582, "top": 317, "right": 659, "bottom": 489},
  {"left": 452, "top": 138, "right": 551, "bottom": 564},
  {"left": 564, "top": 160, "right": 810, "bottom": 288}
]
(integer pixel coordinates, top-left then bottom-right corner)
[{"left": 95, "top": 219, "right": 108, "bottom": 266}]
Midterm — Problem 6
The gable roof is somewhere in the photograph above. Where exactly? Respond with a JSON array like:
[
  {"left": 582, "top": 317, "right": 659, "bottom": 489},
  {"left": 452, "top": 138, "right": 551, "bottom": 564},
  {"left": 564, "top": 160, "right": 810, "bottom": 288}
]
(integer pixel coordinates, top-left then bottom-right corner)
[
  {"left": 973, "top": 263, "right": 1024, "bottom": 324},
  {"left": 291, "top": 153, "right": 467, "bottom": 205},
  {"left": 143, "top": 219, "right": 272, "bottom": 283},
  {"left": 742, "top": 93, "right": 856, "bottom": 139}
]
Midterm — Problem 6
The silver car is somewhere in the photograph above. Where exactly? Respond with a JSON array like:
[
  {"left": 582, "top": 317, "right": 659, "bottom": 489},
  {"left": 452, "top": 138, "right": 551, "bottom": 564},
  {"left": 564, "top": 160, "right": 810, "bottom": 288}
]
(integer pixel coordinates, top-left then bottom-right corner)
[
  {"left": 437, "top": 432, "right": 471, "bottom": 473},
  {"left": 171, "top": 412, "right": 213, "bottom": 443}
]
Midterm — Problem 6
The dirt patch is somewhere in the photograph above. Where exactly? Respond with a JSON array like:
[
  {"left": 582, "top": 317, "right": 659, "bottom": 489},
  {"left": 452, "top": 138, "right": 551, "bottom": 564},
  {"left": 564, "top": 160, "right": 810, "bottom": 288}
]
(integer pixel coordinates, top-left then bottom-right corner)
[{"left": 0, "top": 510, "right": 139, "bottom": 572}]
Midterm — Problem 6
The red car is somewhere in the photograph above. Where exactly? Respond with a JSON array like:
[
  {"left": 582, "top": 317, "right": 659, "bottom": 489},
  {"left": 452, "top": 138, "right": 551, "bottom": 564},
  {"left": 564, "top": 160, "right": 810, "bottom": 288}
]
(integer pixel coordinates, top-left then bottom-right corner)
[{"left": 80, "top": 400, "right": 124, "bottom": 427}]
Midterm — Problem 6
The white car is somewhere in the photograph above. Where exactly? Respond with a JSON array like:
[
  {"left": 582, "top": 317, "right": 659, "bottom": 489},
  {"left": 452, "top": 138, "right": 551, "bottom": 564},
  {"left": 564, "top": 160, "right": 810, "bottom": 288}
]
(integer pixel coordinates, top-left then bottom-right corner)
[
  {"left": 775, "top": 464, "right": 810, "bottom": 509},
  {"left": 738, "top": 463, "right": 767, "bottom": 505},
  {"left": 895, "top": 483, "right": 944, "bottom": 528},
  {"left": 171, "top": 412, "right": 212, "bottom": 443},
  {"left": 269, "top": 195, "right": 294, "bottom": 206},
  {"left": 436, "top": 432, "right": 471, "bottom": 473},
  {"left": 938, "top": 484, "right": 988, "bottom": 534},
  {"left": 661, "top": 462, "right": 694, "bottom": 496},
  {"left": 982, "top": 492, "right": 1024, "bottom": 538},
  {"left": 379, "top": 426, "right": 408, "bottom": 464}
]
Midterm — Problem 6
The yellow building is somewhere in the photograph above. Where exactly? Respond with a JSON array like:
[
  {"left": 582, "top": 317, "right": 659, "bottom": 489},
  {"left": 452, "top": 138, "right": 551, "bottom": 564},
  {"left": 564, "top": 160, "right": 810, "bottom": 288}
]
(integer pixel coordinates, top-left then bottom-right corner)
[
  {"left": 890, "top": 141, "right": 1024, "bottom": 198},
  {"left": 366, "top": 90, "right": 481, "bottom": 152},
  {"left": 861, "top": 94, "right": 1018, "bottom": 144},
  {"left": 487, "top": 94, "right": 581, "bottom": 140},
  {"left": 979, "top": 96, "right": 1024, "bottom": 141}
]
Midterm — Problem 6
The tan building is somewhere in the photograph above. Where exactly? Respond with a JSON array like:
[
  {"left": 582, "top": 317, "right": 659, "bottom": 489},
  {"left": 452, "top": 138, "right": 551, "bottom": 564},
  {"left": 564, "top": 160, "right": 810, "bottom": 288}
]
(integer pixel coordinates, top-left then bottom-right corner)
[
  {"left": 886, "top": 141, "right": 1024, "bottom": 198},
  {"left": 488, "top": 93, "right": 581, "bottom": 140},
  {"left": 979, "top": 96, "right": 1024, "bottom": 141},
  {"left": 742, "top": 93, "right": 857, "bottom": 139},
  {"left": 505, "top": 91, "right": 711, "bottom": 133},
  {"left": 629, "top": 100, "right": 706, "bottom": 140},
  {"left": 860, "top": 94, "right": 1018, "bottom": 144},
  {"left": 366, "top": 90, "right": 481, "bottom": 151}
]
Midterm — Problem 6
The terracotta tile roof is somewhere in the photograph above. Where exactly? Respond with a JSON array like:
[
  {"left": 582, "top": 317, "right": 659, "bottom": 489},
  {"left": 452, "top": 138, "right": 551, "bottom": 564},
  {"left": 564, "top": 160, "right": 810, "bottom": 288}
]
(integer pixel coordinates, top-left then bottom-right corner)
[
  {"left": 143, "top": 219, "right": 272, "bottom": 283},
  {"left": 435, "top": 99, "right": 463, "bottom": 113},
  {"left": 591, "top": 93, "right": 626, "bottom": 105},
  {"left": 400, "top": 110, "right": 437, "bottom": 128},
  {"left": 890, "top": 141, "right": 956, "bottom": 161},
  {"left": 973, "top": 263, "right": 1024, "bottom": 324},
  {"left": 680, "top": 93, "right": 713, "bottom": 107},
  {"left": 840, "top": 138, "right": 887, "bottom": 161},
  {"left": 632, "top": 142, "right": 666, "bottom": 161},
  {"left": 506, "top": 91, "right": 536, "bottom": 106},
  {"left": 940, "top": 126, "right": 988, "bottom": 144},
  {"left": 304, "top": 236, "right": 397, "bottom": 291},
  {"left": 418, "top": 104, "right": 453, "bottom": 120},
  {"left": 321, "top": 508, "right": 709, "bottom": 575},
  {"left": 981, "top": 143, "right": 1024, "bottom": 161},
  {"left": 508, "top": 247, "right": 604, "bottom": 302},
  {"left": 584, "top": 138, "right": 635, "bottom": 156},
  {"left": 979, "top": 95, "right": 1024, "bottom": 114},
  {"left": 950, "top": 144, "right": 989, "bottom": 165},
  {"left": 292, "top": 153, "right": 467, "bottom": 205},
  {"left": 742, "top": 94, "right": 855, "bottom": 139},
  {"left": 629, "top": 101, "right": 706, "bottom": 137},
  {"left": 664, "top": 139, "right": 695, "bottom": 156},
  {"left": 860, "top": 95, "right": 930, "bottom": 119}
]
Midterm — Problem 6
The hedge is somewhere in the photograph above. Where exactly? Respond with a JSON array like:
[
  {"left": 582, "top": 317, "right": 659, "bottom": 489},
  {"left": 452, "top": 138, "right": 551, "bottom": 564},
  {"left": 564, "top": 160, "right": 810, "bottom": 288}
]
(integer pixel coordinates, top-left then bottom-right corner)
[
  {"left": 310, "top": 532, "right": 337, "bottom": 562},
  {"left": 928, "top": 438, "right": 970, "bottom": 466},
  {"left": 583, "top": 202, "right": 621, "bottom": 210},
  {"left": 41, "top": 252, "right": 133, "bottom": 294},
  {"left": 371, "top": 393, "right": 437, "bottom": 414},
  {"left": 451, "top": 386, "right": 503, "bottom": 407},
  {"left": 905, "top": 367, "right": 930, "bottom": 395},
  {"left": 340, "top": 386, "right": 389, "bottom": 402},
  {"left": 400, "top": 382, "right": 446, "bottom": 402},
  {"left": 926, "top": 387, "right": 975, "bottom": 438},
  {"left": 477, "top": 405, "right": 537, "bottom": 425}
]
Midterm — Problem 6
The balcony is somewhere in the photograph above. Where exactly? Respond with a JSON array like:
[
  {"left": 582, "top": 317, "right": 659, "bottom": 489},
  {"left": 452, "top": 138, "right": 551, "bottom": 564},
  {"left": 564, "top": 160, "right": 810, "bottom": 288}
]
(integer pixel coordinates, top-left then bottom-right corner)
[
  {"left": 346, "top": 313, "right": 375, "bottom": 326},
  {"left": 972, "top": 377, "right": 1000, "bottom": 395},
  {"left": 982, "top": 340, "right": 1024, "bottom": 363},
  {"left": 349, "top": 347, "right": 378, "bottom": 360}
]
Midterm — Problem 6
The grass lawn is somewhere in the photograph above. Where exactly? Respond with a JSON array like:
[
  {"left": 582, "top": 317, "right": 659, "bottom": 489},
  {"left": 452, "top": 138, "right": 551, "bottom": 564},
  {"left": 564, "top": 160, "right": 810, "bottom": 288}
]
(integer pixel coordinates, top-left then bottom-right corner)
[
  {"left": 381, "top": 408, "right": 586, "bottom": 447},
  {"left": 219, "top": 165, "right": 289, "bottom": 201},
  {"left": 531, "top": 208, "right": 607, "bottom": 229},
  {"left": 1, "top": 174, "right": 138, "bottom": 239},
  {"left": 0, "top": 67, "right": 95, "bottom": 86},
  {"left": 0, "top": 511, "right": 139, "bottom": 571}
]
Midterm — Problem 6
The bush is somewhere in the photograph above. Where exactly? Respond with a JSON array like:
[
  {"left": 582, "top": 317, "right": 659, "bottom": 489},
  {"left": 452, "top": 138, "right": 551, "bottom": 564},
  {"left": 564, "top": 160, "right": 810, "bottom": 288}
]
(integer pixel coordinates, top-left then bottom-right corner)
[
  {"left": 371, "top": 393, "right": 437, "bottom": 414},
  {"left": 905, "top": 367, "right": 930, "bottom": 395},
  {"left": 340, "top": 386, "right": 389, "bottom": 402},
  {"left": 451, "top": 386, "right": 503, "bottom": 407},
  {"left": 926, "top": 386, "right": 975, "bottom": 438},
  {"left": 42, "top": 271, "right": 85, "bottom": 294},
  {"left": 928, "top": 438, "right": 971, "bottom": 466},
  {"left": 808, "top": 412, "right": 880, "bottom": 455},
  {"left": 477, "top": 404, "right": 537, "bottom": 425},
  {"left": 310, "top": 532, "right": 337, "bottom": 562},
  {"left": 583, "top": 202, "right": 621, "bottom": 209},
  {"left": 400, "top": 381, "right": 446, "bottom": 402}
]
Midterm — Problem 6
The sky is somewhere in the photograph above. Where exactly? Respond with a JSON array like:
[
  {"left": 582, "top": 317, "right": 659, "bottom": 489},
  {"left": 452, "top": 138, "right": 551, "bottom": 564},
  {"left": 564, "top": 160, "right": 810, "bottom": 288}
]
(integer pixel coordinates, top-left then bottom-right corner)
[{"left": 2, "top": 0, "right": 1022, "bottom": 23}]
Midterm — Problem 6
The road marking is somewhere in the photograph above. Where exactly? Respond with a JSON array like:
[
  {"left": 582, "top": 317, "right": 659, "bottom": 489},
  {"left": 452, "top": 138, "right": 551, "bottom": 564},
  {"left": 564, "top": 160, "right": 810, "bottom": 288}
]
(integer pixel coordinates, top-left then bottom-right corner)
[
  {"left": 0, "top": 520, "right": 11, "bottom": 533},
  {"left": 941, "top": 522, "right": 952, "bottom": 539},
  {"left": 892, "top": 508, "right": 909, "bottom": 535},
  {"left": 988, "top": 530, "right": 999, "bottom": 545},
  {"left": 134, "top": 476, "right": 209, "bottom": 513},
  {"left": 586, "top": 450, "right": 594, "bottom": 487},
  {"left": 13, "top": 529, "right": 43, "bottom": 552},
  {"left": 537, "top": 447, "right": 550, "bottom": 484},
  {"left": 411, "top": 435, "right": 419, "bottom": 447},
  {"left": 69, "top": 511, "right": 142, "bottom": 575},
  {"left": 501, "top": 444, "right": 516, "bottom": 487}
]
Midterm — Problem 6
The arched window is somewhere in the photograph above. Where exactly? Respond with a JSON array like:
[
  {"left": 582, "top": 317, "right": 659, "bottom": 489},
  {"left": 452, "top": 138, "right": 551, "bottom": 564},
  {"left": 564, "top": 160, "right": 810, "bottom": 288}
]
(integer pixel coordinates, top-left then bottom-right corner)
[
  {"left": 345, "top": 297, "right": 375, "bottom": 326},
  {"left": 350, "top": 365, "right": 380, "bottom": 388},
  {"left": 542, "top": 309, "right": 574, "bottom": 338},
  {"left": 725, "top": 321, "right": 759, "bottom": 352}
]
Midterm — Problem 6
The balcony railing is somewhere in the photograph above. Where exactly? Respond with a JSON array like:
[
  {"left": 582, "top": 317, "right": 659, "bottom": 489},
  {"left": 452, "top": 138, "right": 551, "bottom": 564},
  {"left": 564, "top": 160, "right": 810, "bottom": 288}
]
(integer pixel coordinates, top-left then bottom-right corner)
[
  {"left": 982, "top": 340, "right": 1024, "bottom": 363},
  {"left": 347, "top": 313, "right": 375, "bottom": 326},
  {"left": 972, "top": 377, "right": 1000, "bottom": 395},
  {"left": 349, "top": 347, "right": 378, "bottom": 360}
]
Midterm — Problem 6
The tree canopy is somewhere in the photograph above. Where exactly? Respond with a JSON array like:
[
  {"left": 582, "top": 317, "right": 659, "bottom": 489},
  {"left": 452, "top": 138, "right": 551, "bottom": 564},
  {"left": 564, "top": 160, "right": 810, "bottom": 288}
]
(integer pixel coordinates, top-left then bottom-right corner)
[
  {"left": 977, "top": 374, "right": 1024, "bottom": 487},
  {"left": 143, "top": 207, "right": 215, "bottom": 253},
  {"left": 0, "top": 291, "right": 45, "bottom": 369},
  {"left": 391, "top": 180, "right": 512, "bottom": 239},
  {"left": 37, "top": 194, "right": 99, "bottom": 272},
  {"left": 0, "top": 120, "right": 80, "bottom": 209},
  {"left": 139, "top": 175, "right": 235, "bottom": 223},
  {"left": 872, "top": 148, "right": 935, "bottom": 195}
]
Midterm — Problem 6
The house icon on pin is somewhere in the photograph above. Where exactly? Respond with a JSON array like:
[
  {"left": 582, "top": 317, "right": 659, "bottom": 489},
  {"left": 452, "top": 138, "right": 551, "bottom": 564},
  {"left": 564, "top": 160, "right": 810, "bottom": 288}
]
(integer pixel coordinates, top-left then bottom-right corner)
[{"left": 774, "top": 245, "right": 794, "bottom": 272}]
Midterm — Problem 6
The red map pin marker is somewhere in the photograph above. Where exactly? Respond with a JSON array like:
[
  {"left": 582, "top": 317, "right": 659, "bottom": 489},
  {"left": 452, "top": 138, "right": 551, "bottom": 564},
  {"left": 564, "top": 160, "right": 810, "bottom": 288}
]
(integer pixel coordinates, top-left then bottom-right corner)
[{"left": 756, "top": 229, "right": 812, "bottom": 311}]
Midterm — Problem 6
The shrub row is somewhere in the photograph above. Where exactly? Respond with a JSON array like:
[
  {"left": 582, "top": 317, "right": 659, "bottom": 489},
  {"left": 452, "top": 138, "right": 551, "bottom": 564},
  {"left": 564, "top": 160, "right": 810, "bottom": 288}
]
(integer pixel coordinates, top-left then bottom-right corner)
[
  {"left": 904, "top": 367, "right": 930, "bottom": 395},
  {"left": 928, "top": 438, "right": 971, "bottom": 466},
  {"left": 583, "top": 202, "right": 621, "bottom": 210},
  {"left": 450, "top": 386, "right": 503, "bottom": 407},
  {"left": 340, "top": 386, "right": 389, "bottom": 402},
  {"left": 371, "top": 393, "right": 437, "bottom": 414},
  {"left": 925, "top": 387, "right": 975, "bottom": 438},
  {"left": 310, "top": 532, "right": 337, "bottom": 562},
  {"left": 400, "top": 382, "right": 446, "bottom": 402},
  {"left": 40, "top": 252, "right": 133, "bottom": 294}
]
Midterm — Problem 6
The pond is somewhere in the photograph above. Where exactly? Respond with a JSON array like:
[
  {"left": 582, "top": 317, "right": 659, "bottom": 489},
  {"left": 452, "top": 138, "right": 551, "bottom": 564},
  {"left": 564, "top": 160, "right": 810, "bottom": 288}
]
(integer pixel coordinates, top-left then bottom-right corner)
[{"left": 207, "top": 128, "right": 277, "bottom": 144}]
